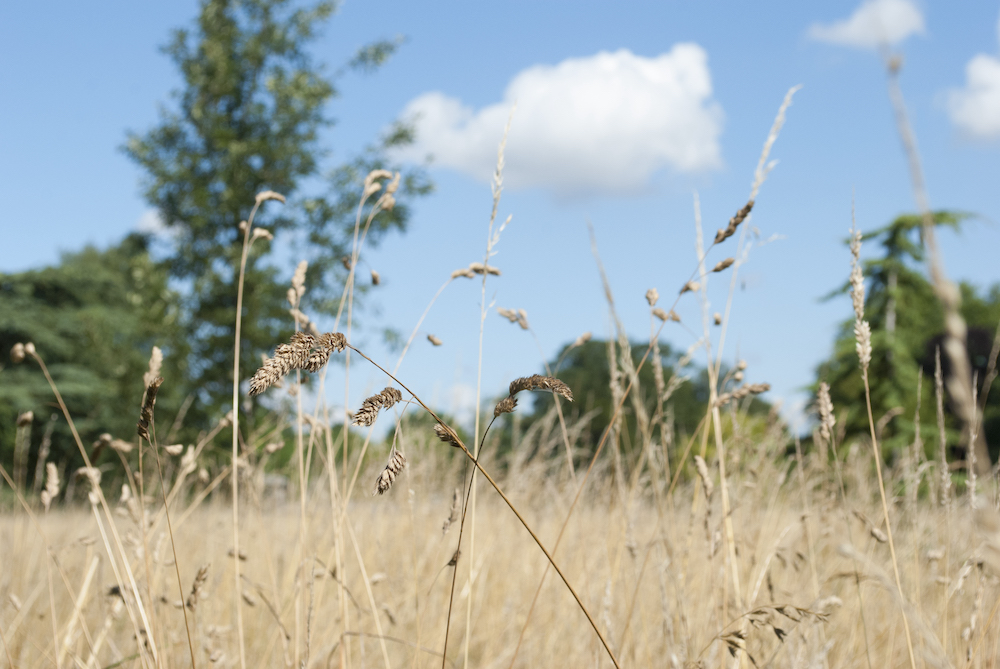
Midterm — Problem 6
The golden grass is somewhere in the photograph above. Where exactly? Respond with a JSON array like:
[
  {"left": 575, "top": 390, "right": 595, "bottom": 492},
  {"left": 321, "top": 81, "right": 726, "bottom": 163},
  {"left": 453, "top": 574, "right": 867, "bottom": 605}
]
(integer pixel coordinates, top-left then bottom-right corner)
[{"left": 1, "top": 435, "right": 997, "bottom": 668}]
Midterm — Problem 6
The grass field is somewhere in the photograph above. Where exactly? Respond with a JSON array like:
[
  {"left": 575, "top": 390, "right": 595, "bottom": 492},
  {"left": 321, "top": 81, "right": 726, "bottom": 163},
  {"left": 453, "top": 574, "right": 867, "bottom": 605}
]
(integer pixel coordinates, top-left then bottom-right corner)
[{"left": 2, "top": 83, "right": 999, "bottom": 669}]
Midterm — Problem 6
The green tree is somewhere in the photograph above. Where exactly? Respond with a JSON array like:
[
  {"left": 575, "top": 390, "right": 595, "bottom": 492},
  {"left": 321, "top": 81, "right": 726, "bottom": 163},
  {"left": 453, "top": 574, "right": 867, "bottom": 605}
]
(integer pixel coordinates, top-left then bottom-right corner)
[
  {"left": 521, "top": 339, "right": 768, "bottom": 463},
  {"left": 0, "top": 235, "right": 185, "bottom": 476},
  {"left": 816, "top": 211, "right": 999, "bottom": 462},
  {"left": 124, "top": 0, "right": 430, "bottom": 415}
]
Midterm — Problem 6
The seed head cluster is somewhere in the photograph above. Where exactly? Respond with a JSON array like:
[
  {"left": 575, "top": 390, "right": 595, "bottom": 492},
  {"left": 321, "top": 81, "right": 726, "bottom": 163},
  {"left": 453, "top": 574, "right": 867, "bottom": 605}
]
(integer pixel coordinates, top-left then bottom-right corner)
[
  {"left": 849, "top": 223, "right": 872, "bottom": 370},
  {"left": 352, "top": 387, "right": 403, "bottom": 427},
  {"left": 494, "top": 374, "right": 573, "bottom": 417},
  {"left": 714, "top": 200, "right": 754, "bottom": 245},
  {"left": 716, "top": 382, "right": 771, "bottom": 407},
  {"left": 137, "top": 376, "right": 164, "bottom": 441},
  {"left": 249, "top": 332, "right": 347, "bottom": 396},
  {"left": 373, "top": 449, "right": 406, "bottom": 496}
]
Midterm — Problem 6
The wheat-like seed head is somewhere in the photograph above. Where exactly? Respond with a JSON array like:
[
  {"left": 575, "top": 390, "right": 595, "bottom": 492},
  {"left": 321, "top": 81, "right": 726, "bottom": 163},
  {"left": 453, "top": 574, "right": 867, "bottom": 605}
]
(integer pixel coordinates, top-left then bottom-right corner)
[
  {"left": 713, "top": 200, "right": 754, "bottom": 245},
  {"left": 137, "top": 376, "right": 164, "bottom": 441},
  {"left": 255, "top": 190, "right": 286, "bottom": 205},
  {"left": 186, "top": 564, "right": 211, "bottom": 611},
  {"left": 40, "top": 462, "right": 60, "bottom": 512},
  {"left": 494, "top": 395, "right": 518, "bottom": 417},
  {"left": 10, "top": 343, "right": 25, "bottom": 363},
  {"left": 817, "top": 382, "right": 836, "bottom": 444},
  {"left": 715, "top": 382, "right": 770, "bottom": 407},
  {"left": 373, "top": 449, "right": 406, "bottom": 496},
  {"left": 16, "top": 411, "right": 33, "bottom": 427},
  {"left": 427, "top": 334, "right": 442, "bottom": 346},
  {"left": 451, "top": 267, "right": 476, "bottom": 280},
  {"left": 143, "top": 347, "right": 163, "bottom": 389},
  {"left": 508, "top": 374, "right": 573, "bottom": 402},
  {"left": 573, "top": 332, "right": 592, "bottom": 348},
  {"left": 433, "top": 424, "right": 462, "bottom": 449},
  {"left": 712, "top": 258, "right": 735, "bottom": 273},
  {"left": 680, "top": 281, "right": 700, "bottom": 295},
  {"left": 652, "top": 308, "right": 681, "bottom": 323},
  {"left": 694, "top": 455, "right": 714, "bottom": 499},
  {"left": 645, "top": 288, "right": 659, "bottom": 306},
  {"left": 371, "top": 269, "right": 380, "bottom": 285},
  {"left": 497, "top": 308, "right": 518, "bottom": 323},
  {"left": 352, "top": 387, "right": 403, "bottom": 427},
  {"left": 468, "top": 262, "right": 501, "bottom": 276},
  {"left": 249, "top": 332, "right": 347, "bottom": 395},
  {"left": 442, "top": 488, "right": 461, "bottom": 535}
]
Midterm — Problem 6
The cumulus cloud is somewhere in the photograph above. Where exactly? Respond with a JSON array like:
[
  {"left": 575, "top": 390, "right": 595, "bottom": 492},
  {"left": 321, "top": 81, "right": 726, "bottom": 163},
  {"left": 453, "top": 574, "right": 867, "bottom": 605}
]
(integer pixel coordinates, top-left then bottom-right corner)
[
  {"left": 948, "top": 15, "right": 1000, "bottom": 140},
  {"left": 808, "top": 0, "right": 924, "bottom": 49},
  {"left": 394, "top": 44, "right": 723, "bottom": 195}
]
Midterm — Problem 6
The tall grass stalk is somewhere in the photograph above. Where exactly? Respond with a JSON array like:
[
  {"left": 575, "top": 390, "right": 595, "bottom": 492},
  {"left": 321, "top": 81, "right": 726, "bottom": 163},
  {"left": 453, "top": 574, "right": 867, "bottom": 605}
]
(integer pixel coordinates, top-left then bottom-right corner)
[{"left": 230, "top": 191, "right": 282, "bottom": 669}]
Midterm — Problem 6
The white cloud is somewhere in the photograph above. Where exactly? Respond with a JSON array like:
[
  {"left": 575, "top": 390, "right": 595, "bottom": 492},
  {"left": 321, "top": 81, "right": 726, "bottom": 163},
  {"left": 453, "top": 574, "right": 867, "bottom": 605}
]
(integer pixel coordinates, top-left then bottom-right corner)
[
  {"left": 947, "top": 15, "right": 1000, "bottom": 140},
  {"left": 135, "top": 209, "right": 175, "bottom": 238},
  {"left": 394, "top": 45, "right": 723, "bottom": 195},
  {"left": 808, "top": 0, "right": 925, "bottom": 49}
]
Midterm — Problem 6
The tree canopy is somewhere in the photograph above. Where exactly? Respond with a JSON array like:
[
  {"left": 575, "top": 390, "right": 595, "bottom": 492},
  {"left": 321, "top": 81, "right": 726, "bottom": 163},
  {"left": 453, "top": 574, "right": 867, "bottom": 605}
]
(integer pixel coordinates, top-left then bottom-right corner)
[
  {"left": 0, "top": 235, "right": 185, "bottom": 477},
  {"left": 816, "top": 211, "right": 1000, "bottom": 463},
  {"left": 124, "top": 0, "right": 430, "bottom": 412}
]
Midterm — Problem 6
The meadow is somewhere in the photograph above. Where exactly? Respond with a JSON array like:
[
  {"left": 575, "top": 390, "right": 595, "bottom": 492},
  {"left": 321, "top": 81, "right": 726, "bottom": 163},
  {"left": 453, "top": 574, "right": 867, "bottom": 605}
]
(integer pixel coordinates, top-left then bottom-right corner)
[{"left": 2, "top": 83, "right": 999, "bottom": 669}]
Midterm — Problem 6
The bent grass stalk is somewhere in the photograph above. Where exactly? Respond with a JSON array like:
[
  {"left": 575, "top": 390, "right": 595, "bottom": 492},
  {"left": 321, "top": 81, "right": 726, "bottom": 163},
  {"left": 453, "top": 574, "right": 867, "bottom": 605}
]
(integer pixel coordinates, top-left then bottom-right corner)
[{"left": 344, "top": 344, "right": 621, "bottom": 669}]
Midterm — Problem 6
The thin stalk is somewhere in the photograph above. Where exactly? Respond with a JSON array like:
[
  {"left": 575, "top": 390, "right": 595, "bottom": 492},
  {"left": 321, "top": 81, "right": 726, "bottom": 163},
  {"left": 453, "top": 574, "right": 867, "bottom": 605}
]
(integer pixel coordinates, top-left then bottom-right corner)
[
  {"left": 26, "top": 352, "right": 157, "bottom": 667},
  {"left": 862, "top": 370, "right": 917, "bottom": 669},
  {"left": 345, "top": 345, "right": 621, "bottom": 669},
  {"left": 229, "top": 204, "right": 258, "bottom": 669}
]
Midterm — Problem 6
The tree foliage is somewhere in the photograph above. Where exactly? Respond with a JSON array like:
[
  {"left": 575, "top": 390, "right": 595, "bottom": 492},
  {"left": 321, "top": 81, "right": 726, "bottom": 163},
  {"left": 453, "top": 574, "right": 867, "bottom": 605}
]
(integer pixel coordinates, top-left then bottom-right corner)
[
  {"left": 519, "top": 338, "right": 769, "bottom": 463},
  {"left": 0, "top": 236, "right": 185, "bottom": 475},
  {"left": 816, "top": 211, "right": 1000, "bottom": 460},
  {"left": 123, "top": 0, "right": 430, "bottom": 412}
]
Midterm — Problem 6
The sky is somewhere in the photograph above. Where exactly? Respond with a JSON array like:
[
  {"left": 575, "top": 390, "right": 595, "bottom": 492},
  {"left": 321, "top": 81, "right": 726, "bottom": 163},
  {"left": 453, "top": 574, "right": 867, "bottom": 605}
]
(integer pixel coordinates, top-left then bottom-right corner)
[{"left": 2, "top": 0, "right": 1000, "bottom": 433}]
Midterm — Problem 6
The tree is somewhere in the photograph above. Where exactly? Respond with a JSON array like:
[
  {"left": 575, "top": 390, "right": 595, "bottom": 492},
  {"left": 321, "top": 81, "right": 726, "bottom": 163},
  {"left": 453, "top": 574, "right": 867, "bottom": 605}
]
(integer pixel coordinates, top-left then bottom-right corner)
[
  {"left": 124, "top": 0, "right": 430, "bottom": 415},
  {"left": 521, "top": 338, "right": 769, "bottom": 465},
  {"left": 816, "top": 211, "right": 999, "bottom": 463},
  {"left": 0, "top": 235, "right": 185, "bottom": 477}
]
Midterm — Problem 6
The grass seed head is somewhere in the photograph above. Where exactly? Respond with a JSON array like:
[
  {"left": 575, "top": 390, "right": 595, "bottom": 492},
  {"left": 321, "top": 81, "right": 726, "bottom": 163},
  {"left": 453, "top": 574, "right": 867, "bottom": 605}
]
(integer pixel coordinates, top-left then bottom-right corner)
[
  {"left": 497, "top": 308, "right": 518, "bottom": 323},
  {"left": 352, "top": 387, "right": 403, "bottom": 427},
  {"left": 143, "top": 346, "right": 163, "bottom": 389},
  {"left": 712, "top": 258, "right": 735, "bottom": 273},
  {"left": 10, "top": 343, "right": 25, "bottom": 363},
  {"left": 186, "top": 564, "right": 211, "bottom": 611},
  {"left": 645, "top": 288, "right": 659, "bottom": 306},
  {"left": 373, "top": 449, "right": 406, "bottom": 496},
  {"left": 716, "top": 382, "right": 771, "bottom": 407},
  {"left": 508, "top": 374, "right": 573, "bottom": 401},
  {"left": 427, "top": 334, "right": 443, "bottom": 346},
  {"left": 694, "top": 455, "right": 714, "bottom": 499},
  {"left": 680, "top": 281, "right": 701, "bottom": 295},
  {"left": 817, "top": 382, "right": 836, "bottom": 444},
  {"left": 40, "top": 462, "right": 60, "bottom": 512},
  {"left": 16, "top": 411, "right": 33, "bottom": 427},
  {"left": 137, "top": 376, "right": 164, "bottom": 441},
  {"left": 494, "top": 395, "right": 518, "bottom": 417},
  {"left": 255, "top": 190, "right": 286, "bottom": 205},
  {"left": 371, "top": 269, "right": 380, "bottom": 285},
  {"left": 433, "top": 424, "right": 462, "bottom": 449}
]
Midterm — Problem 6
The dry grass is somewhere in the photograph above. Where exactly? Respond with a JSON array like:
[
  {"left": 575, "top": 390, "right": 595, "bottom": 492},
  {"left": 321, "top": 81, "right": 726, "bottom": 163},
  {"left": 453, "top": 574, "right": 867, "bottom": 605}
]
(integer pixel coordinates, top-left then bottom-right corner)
[{"left": 2, "top": 434, "right": 998, "bottom": 668}]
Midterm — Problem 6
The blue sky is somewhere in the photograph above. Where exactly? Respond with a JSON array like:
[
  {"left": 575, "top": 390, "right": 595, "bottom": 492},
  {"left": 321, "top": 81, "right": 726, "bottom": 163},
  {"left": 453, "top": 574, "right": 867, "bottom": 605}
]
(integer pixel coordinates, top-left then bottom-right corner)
[{"left": 2, "top": 0, "right": 1000, "bottom": 431}]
